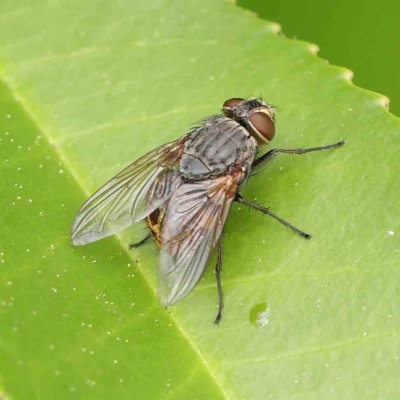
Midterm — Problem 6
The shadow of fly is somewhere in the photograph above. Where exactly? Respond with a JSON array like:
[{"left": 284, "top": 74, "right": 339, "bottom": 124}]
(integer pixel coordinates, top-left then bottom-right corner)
[{"left": 71, "top": 98, "right": 344, "bottom": 324}]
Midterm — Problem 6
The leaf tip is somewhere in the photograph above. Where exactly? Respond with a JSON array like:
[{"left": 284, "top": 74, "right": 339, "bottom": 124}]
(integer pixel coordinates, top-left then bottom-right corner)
[
  {"left": 378, "top": 95, "right": 390, "bottom": 110},
  {"left": 342, "top": 68, "right": 354, "bottom": 82},
  {"left": 268, "top": 22, "right": 282, "bottom": 34},
  {"left": 308, "top": 44, "right": 319, "bottom": 55}
]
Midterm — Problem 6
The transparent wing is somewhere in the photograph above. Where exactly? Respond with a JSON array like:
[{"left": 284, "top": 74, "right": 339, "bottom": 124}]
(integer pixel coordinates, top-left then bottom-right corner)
[
  {"left": 71, "top": 137, "right": 187, "bottom": 246},
  {"left": 158, "top": 174, "right": 241, "bottom": 306}
]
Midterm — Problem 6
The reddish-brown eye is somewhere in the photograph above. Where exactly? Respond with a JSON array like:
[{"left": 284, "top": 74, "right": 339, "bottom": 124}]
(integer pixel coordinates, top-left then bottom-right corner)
[
  {"left": 249, "top": 111, "right": 275, "bottom": 142},
  {"left": 222, "top": 98, "right": 244, "bottom": 109}
]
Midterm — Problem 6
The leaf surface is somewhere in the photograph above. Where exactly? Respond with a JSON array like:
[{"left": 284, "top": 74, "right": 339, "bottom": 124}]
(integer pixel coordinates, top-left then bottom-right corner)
[{"left": 1, "top": 1, "right": 399, "bottom": 399}]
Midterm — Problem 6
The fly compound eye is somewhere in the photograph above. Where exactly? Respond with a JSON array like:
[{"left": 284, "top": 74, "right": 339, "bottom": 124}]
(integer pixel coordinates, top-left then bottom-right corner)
[
  {"left": 248, "top": 111, "right": 275, "bottom": 143},
  {"left": 222, "top": 98, "right": 244, "bottom": 117},
  {"left": 222, "top": 98, "right": 244, "bottom": 108}
]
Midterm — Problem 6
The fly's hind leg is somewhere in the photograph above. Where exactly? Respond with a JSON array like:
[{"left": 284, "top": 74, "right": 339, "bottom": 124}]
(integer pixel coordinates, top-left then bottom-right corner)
[
  {"left": 129, "top": 234, "right": 151, "bottom": 250},
  {"left": 214, "top": 234, "right": 224, "bottom": 325},
  {"left": 235, "top": 194, "right": 312, "bottom": 239},
  {"left": 253, "top": 140, "right": 345, "bottom": 168}
]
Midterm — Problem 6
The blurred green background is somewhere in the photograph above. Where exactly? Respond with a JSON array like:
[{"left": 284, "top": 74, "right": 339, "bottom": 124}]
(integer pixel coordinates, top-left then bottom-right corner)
[{"left": 239, "top": 0, "right": 400, "bottom": 116}]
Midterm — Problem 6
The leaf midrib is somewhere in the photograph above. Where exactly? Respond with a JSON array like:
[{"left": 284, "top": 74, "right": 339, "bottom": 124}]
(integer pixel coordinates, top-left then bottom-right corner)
[{"left": 0, "top": 72, "right": 230, "bottom": 399}]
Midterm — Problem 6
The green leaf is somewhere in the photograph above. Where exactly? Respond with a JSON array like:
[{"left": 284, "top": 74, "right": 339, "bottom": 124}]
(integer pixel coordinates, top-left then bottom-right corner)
[{"left": 1, "top": 1, "right": 399, "bottom": 399}]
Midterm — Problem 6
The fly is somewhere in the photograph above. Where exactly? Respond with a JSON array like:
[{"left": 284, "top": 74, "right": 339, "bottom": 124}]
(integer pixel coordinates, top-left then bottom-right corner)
[{"left": 71, "top": 97, "right": 344, "bottom": 324}]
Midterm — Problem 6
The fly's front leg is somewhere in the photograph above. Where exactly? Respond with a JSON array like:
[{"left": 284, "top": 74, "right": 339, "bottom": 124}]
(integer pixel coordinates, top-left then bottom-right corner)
[
  {"left": 253, "top": 140, "right": 345, "bottom": 168},
  {"left": 214, "top": 234, "right": 224, "bottom": 325},
  {"left": 129, "top": 233, "right": 151, "bottom": 250},
  {"left": 235, "top": 194, "right": 312, "bottom": 239}
]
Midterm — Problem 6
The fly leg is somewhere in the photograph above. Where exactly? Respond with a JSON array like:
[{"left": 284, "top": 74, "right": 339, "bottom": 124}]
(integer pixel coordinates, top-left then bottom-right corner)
[
  {"left": 253, "top": 140, "right": 345, "bottom": 168},
  {"left": 214, "top": 234, "right": 224, "bottom": 325},
  {"left": 235, "top": 194, "right": 312, "bottom": 239},
  {"left": 129, "top": 234, "right": 151, "bottom": 250}
]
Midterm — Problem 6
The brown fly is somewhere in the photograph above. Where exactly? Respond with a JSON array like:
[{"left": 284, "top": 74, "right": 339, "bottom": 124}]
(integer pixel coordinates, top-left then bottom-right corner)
[{"left": 71, "top": 98, "right": 344, "bottom": 323}]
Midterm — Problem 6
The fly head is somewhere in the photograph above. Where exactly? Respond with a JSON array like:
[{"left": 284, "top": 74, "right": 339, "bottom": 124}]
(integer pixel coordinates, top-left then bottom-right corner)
[{"left": 222, "top": 97, "right": 276, "bottom": 145}]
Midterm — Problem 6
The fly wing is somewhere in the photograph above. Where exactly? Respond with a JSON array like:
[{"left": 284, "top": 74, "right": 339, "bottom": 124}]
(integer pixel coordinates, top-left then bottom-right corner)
[
  {"left": 158, "top": 173, "right": 241, "bottom": 307},
  {"left": 71, "top": 137, "right": 187, "bottom": 246}
]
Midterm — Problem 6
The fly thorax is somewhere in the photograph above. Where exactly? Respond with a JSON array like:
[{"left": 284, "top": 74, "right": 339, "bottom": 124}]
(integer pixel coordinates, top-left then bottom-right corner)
[{"left": 180, "top": 117, "right": 258, "bottom": 180}]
